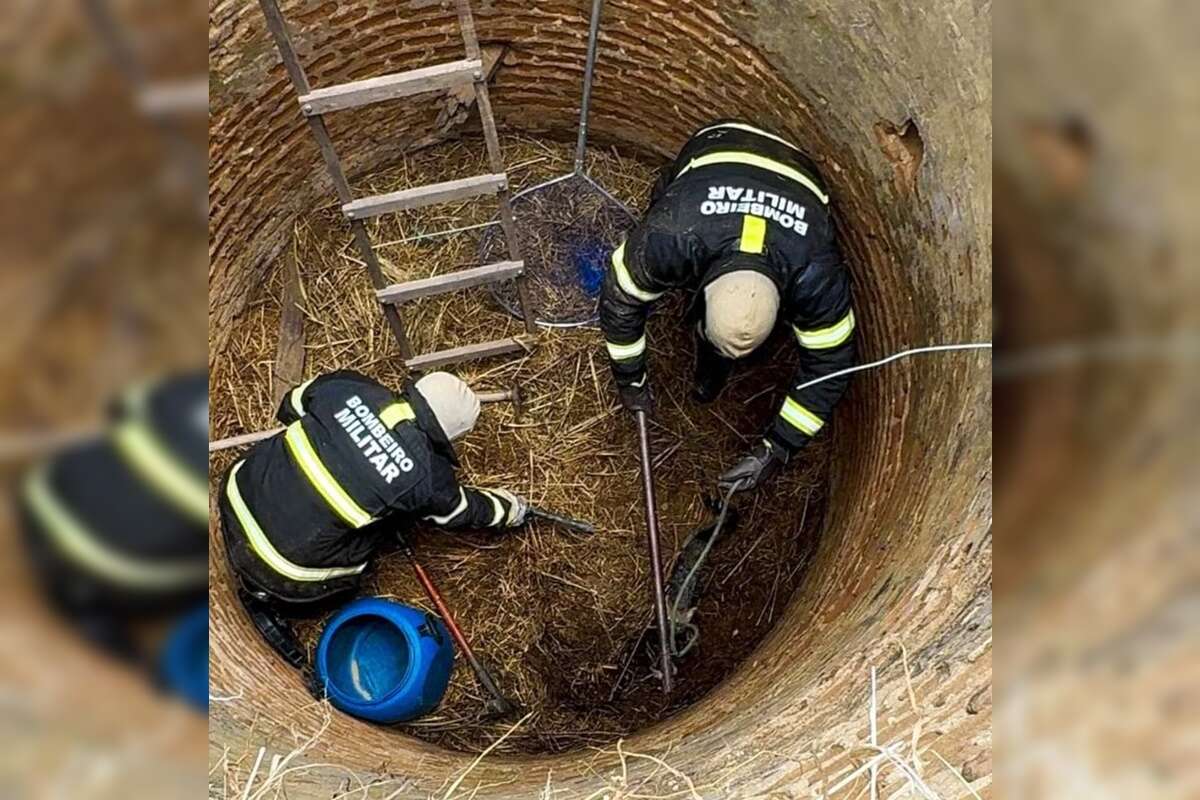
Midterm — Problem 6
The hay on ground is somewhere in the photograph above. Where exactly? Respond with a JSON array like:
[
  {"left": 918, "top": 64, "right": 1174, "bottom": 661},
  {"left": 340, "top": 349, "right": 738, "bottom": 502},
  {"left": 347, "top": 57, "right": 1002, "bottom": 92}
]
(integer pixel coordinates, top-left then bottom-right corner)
[{"left": 209, "top": 135, "right": 830, "bottom": 754}]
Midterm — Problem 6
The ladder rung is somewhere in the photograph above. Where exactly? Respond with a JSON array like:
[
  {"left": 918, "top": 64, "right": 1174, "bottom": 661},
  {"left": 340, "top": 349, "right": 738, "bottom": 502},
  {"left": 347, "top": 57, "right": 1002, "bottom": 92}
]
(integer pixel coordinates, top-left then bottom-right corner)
[
  {"left": 298, "top": 58, "right": 483, "bottom": 116},
  {"left": 405, "top": 338, "right": 527, "bottom": 370},
  {"left": 344, "top": 173, "right": 507, "bottom": 220},
  {"left": 377, "top": 261, "right": 523, "bottom": 305}
]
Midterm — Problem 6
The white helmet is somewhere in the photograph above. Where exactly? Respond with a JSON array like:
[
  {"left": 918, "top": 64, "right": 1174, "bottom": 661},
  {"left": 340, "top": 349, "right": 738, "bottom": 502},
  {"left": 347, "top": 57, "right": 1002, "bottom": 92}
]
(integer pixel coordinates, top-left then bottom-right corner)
[
  {"left": 414, "top": 372, "right": 480, "bottom": 441},
  {"left": 703, "top": 270, "right": 780, "bottom": 358}
]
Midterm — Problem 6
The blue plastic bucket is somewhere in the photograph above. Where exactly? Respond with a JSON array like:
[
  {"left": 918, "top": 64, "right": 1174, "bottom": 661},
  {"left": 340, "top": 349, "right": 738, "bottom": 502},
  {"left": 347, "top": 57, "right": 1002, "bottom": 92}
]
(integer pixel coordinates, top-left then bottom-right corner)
[
  {"left": 315, "top": 598, "right": 455, "bottom": 723},
  {"left": 158, "top": 605, "right": 209, "bottom": 711}
]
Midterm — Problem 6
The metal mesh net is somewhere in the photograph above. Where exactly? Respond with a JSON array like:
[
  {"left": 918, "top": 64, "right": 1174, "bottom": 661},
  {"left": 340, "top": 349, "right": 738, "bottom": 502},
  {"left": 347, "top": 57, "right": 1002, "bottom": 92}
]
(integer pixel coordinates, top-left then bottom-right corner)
[{"left": 479, "top": 173, "right": 636, "bottom": 327}]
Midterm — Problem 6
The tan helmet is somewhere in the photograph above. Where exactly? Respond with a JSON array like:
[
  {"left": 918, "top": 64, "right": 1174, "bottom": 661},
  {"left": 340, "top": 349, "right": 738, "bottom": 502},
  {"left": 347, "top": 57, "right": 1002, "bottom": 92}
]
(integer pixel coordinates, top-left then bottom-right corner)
[
  {"left": 703, "top": 270, "right": 780, "bottom": 358},
  {"left": 414, "top": 372, "right": 480, "bottom": 441}
]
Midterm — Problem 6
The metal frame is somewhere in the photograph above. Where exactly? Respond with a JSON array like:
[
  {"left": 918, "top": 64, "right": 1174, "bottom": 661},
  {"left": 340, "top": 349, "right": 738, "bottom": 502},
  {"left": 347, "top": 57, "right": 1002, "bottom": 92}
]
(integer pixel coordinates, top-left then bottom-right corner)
[
  {"left": 480, "top": 0, "right": 641, "bottom": 329},
  {"left": 512, "top": 0, "right": 633, "bottom": 214}
]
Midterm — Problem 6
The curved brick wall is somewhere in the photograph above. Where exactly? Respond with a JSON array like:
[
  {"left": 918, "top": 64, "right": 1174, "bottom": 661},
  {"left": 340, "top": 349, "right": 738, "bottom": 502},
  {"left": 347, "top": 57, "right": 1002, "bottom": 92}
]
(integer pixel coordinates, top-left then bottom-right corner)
[{"left": 209, "top": 0, "right": 991, "bottom": 796}]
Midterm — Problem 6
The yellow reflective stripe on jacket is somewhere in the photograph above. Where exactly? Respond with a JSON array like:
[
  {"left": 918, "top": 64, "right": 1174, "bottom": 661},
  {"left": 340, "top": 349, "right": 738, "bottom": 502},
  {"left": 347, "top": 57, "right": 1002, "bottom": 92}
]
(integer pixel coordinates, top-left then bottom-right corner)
[
  {"left": 612, "top": 242, "right": 664, "bottom": 303},
  {"left": 283, "top": 421, "right": 374, "bottom": 528},
  {"left": 779, "top": 397, "right": 825, "bottom": 435},
  {"left": 739, "top": 215, "right": 767, "bottom": 254},
  {"left": 24, "top": 465, "right": 206, "bottom": 589},
  {"left": 226, "top": 462, "right": 366, "bottom": 582},
  {"left": 677, "top": 151, "right": 830, "bottom": 204},
  {"left": 605, "top": 335, "right": 646, "bottom": 362},
  {"left": 380, "top": 401, "right": 416, "bottom": 427},
  {"left": 289, "top": 378, "right": 316, "bottom": 418},
  {"left": 478, "top": 489, "right": 505, "bottom": 527},
  {"left": 694, "top": 121, "right": 804, "bottom": 153},
  {"left": 794, "top": 310, "right": 856, "bottom": 349},
  {"left": 112, "top": 420, "right": 209, "bottom": 524},
  {"left": 424, "top": 487, "right": 468, "bottom": 526}
]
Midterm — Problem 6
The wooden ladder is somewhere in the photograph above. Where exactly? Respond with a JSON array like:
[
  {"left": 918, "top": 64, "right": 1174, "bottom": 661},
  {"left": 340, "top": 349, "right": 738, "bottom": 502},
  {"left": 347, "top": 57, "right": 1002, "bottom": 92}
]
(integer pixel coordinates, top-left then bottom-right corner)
[{"left": 257, "top": 0, "right": 536, "bottom": 371}]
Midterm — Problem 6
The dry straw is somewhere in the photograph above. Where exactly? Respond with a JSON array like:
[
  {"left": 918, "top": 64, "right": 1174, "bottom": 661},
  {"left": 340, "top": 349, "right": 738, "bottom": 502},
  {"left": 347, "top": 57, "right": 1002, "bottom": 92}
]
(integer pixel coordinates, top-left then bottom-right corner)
[{"left": 209, "top": 135, "right": 830, "bottom": 755}]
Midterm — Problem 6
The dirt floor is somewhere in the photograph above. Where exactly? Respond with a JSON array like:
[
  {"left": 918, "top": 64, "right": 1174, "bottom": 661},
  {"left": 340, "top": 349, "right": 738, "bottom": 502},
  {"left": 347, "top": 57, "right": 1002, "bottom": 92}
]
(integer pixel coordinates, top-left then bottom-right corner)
[{"left": 209, "top": 135, "right": 830, "bottom": 755}]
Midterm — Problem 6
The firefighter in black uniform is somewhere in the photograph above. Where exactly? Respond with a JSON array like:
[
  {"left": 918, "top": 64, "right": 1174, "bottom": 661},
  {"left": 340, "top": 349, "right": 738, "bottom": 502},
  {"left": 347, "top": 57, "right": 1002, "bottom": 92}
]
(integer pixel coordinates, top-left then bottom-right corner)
[
  {"left": 18, "top": 372, "right": 209, "bottom": 703},
  {"left": 218, "top": 369, "right": 529, "bottom": 606},
  {"left": 600, "top": 120, "right": 857, "bottom": 491}
]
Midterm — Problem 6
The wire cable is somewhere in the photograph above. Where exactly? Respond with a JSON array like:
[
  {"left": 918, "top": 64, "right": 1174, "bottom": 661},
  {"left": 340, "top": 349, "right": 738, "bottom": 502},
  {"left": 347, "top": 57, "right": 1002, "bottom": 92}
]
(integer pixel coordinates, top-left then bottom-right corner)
[
  {"left": 667, "top": 481, "right": 740, "bottom": 657},
  {"left": 794, "top": 343, "right": 992, "bottom": 392}
]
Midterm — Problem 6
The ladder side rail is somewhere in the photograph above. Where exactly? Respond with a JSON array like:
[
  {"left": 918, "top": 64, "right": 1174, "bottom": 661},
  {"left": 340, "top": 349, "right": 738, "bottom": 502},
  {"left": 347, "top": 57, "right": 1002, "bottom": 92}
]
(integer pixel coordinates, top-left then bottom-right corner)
[
  {"left": 453, "top": 0, "right": 483, "bottom": 60},
  {"left": 453, "top": 0, "right": 536, "bottom": 333},
  {"left": 256, "top": 0, "right": 415, "bottom": 359}
]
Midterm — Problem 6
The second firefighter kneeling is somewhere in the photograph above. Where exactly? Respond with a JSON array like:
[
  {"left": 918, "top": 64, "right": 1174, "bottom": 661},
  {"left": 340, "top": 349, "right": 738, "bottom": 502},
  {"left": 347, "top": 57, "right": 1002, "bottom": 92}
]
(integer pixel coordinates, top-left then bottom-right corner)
[{"left": 218, "top": 370, "right": 529, "bottom": 605}]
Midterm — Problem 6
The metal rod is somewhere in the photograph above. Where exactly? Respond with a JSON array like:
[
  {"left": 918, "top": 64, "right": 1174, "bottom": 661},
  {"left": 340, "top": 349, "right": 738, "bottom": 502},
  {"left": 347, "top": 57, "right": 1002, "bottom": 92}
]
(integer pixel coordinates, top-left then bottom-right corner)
[
  {"left": 511, "top": 171, "right": 576, "bottom": 199},
  {"left": 528, "top": 506, "right": 595, "bottom": 535},
  {"left": 579, "top": 171, "right": 637, "bottom": 217},
  {"left": 573, "top": 0, "right": 605, "bottom": 174},
  {"left": 635, "top": 410, "right": 673, "bottom": 693},
  {"left": 379, "top": 220, "right": 499, "bottom": 247},
  {"left": 399, "top": 536, "right": 516, "bottom": 715}
]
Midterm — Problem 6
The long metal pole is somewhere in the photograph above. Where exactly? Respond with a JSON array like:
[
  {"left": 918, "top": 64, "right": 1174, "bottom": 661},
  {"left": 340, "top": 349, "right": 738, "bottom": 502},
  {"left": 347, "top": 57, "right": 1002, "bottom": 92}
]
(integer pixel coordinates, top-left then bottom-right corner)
[
  {"left": 573, "top": 0, "right": 605, "bottom": 174},
  {"left": 635, "top": 410, "right": 673, "bottom": 693}
]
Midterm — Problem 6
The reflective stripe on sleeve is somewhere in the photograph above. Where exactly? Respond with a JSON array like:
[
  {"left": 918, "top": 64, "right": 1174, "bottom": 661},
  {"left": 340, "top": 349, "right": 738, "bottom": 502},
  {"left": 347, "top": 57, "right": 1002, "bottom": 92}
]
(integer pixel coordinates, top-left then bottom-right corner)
[
  {"left": 739, "top": 214, "right": 767, "bottom": 254},
  {"left": 793, "top": 310, "right": 856, "bottom": 349},
  {"left": 425, "top": 487, "right": 468, "bottom": 526},
  {"left": 289, "top": 378, "right": 316, "bottom": 418},
  {"left": 479, "top": 489, "right": 506, "bottom": 527},
  {"left": 226, "top": 461, "right": 366, "bottom": 582},
  {"left": 779, "top": 397, "right": 825, "bottom": 436},
  {"left": 677, "top": 151, "right": 830, "bottom": 204},
  {"left": 605, "top": 335, "right": 647, "bottom": 362},
  {"left": 113, "top": 420, "right": 209, "bottom": 524},
  {"left": 693, "top": 121, "right": 804, "bottom": 153},
  {"left": 284, "top": 421, "right": 374, "bottom": 528},
  {"left": 380, "top": 401, "right": 416, "bottom": 427},
  {"left": 24, "top": 465, "right": 207, "bottom": 589},
  {"left": 612, "top": 242, "right": 664, "bottom": 303}
]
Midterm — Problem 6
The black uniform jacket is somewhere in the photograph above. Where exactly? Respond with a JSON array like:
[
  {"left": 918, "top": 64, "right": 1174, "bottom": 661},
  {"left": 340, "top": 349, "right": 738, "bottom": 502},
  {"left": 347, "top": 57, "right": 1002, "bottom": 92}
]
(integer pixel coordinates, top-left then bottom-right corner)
[
  {"left": 219, "top": 370, "right": 518, "bottom": 603},
  {"left": 19, "top": 372, "right": 209, "bottom": 613},
  {"left": 599, "top": 120, "right": 857, "bottom": 453}
]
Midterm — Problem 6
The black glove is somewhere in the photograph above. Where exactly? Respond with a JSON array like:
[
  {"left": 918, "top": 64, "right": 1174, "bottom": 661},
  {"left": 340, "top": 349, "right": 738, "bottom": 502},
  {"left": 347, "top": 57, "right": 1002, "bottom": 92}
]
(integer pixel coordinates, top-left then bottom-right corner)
[
  {"left": 617, "top": 375, "right": 653, "bottom": 413},
  {"left": 718, "top": 439, "right": 788, "bottom": 492}
]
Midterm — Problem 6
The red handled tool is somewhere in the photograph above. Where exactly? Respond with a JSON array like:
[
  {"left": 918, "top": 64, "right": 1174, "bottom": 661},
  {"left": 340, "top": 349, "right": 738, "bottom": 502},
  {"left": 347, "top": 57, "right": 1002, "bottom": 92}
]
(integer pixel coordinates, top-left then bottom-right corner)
[{"left": 396, "top": 534, "right": 517, "bottom": 717}]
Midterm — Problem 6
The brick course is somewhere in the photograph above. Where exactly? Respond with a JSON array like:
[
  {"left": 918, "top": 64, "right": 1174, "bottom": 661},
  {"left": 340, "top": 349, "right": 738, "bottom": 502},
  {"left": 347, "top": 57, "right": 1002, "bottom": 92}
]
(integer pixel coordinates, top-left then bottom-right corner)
[{"left": 209, "top": 1, "right": 992, "bottom": 795}]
